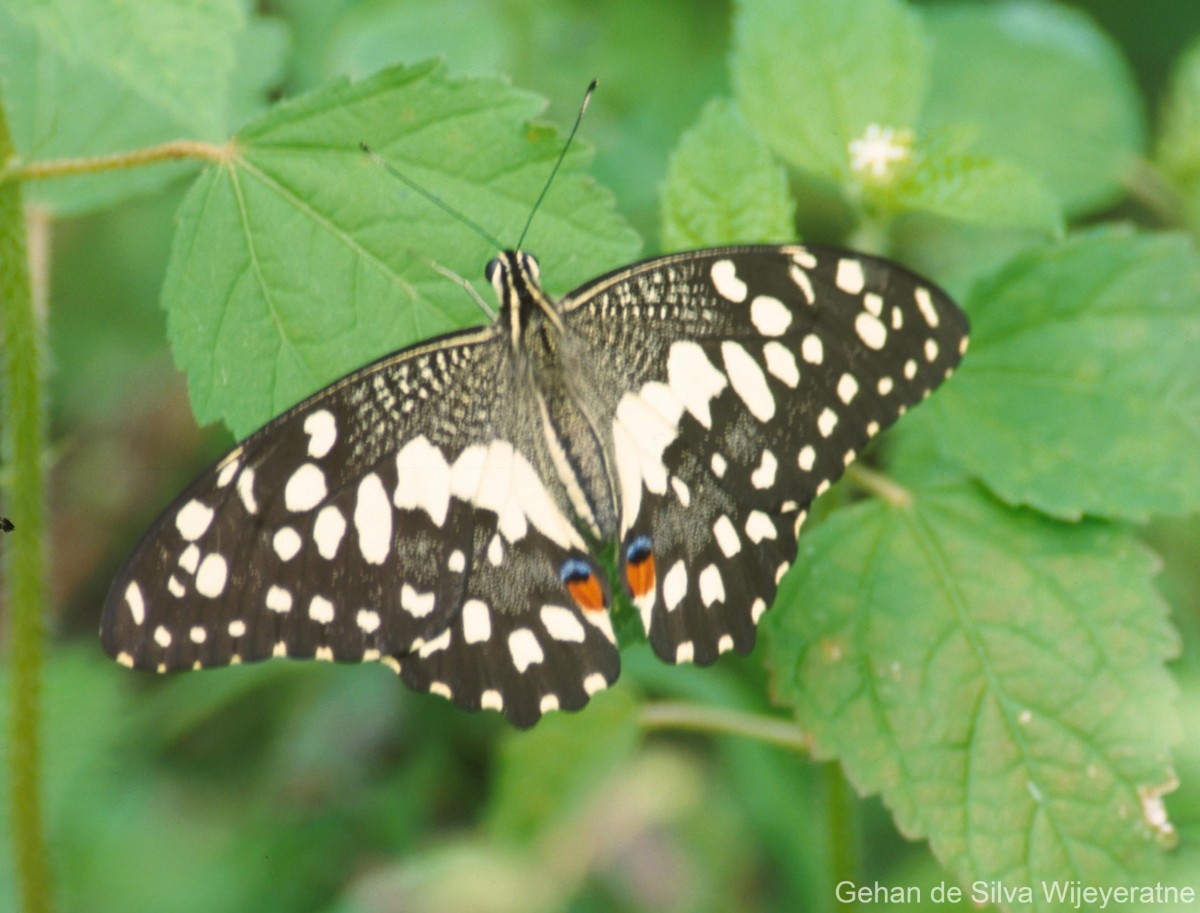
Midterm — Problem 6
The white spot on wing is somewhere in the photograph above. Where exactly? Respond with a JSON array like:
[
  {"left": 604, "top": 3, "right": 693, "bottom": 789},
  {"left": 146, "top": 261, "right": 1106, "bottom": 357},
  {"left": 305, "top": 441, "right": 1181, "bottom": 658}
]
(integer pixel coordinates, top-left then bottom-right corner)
[
  {"left": 273, "top": 527, "right": 301, "bottom": 562},
  {"left": 836, "top": 258, "right": 866, "bottom": 294},
  {"left": 285, "top": 463, "right": 327, "bottom": 512},
  {"left": 711, "top": 259, "right": 748, "bottom": 302},
  {"left": 675, "top": 641, "right": 695, "bottom": 664},
  {"left": 915, "top": 287, "right": 940, "bottom": 327},
  {"left": 855, "top": 312, "right": 888, "bottom": 349},
  {"left": 751, "top": 450, "right": 777, "bottom": 489},
  {"left": 713, "top": 515, "right": 741, "bottom": 557},
  {"left": 447, "top": 549, "right": 466, "bottom": 573},
  {"left": 481, "top": 689, "right": 503, "bottom": 711},
  {"left": 355, "top": 473, "right": 392, "bottom": 565},
  {"left": 818, "top": 408, "right": 838, "bottom": 437},
  {"left": 237, "top": 468, "right": 258, "bottom": 514},
  {"left": 801, "top": 334, "right": 824, "bottom": 364},
  {"left": 667, "top": 341, "right": 728, "bottom": 429},
  {"left": 508, "top": 628, "right": 545, "bottom": 673},
  {"left": 400, "top": 584, "right": 435, "bottom": 618},
  {"left": 313, "top": 505, "right": 346, "bottom": 559},
  {"left": 178, "top": 544, "right": 200, "bottom": 574},
  {"left": 154, "top": 625, "right": 172, "bottom": 648},
  {"left": 266, "top": 585, "right": 292, "bottom": 613},
  {"left": 837, "top": 373, "right": 859, "bottom": 405},
  {"left": 798, "top": 446, "right": 816, "bottom": 471},
  {"left": 750, "top": 295, "right": 792, "bottom": 336},
  {"left": 583, "top": 673, "right": 607, "bottom": 695},
  {"left": 394, "top": 436, "right": 450, "bottom": 526},
  {"left": 195, "top": 553, "right": 228, "bottom": 598},
  {"left": 125, "top": 582, "right": 145, "bottom": 625},
  {"left": 763, "top": 342, "right": 799, "bottom": 387},
  {"left": 721, "top": 341, "right": 775, "bottom": 422},
  {"left": 671, "top": 477, "right": 691, "bottom": 506},
  {"left": 663, "top": 560, "right": 688, "bottom": 611},
  {"left": 612, "top": 381, "right": 685, "bottom": 535},
  {"left": 540, "top": 694, "right": 560, "bottom": 714},
  {"left": 462, "top": 599, "right": 492, "bottom": 644},
  {"left": 304, "top": 409, "right": 337, "bottom": 459},
  {"left": 541, "top": 605, "right": 586, "bottom": 643},
  {"left": 356, "top": 609, "right": 381, "bottom": 633},
  {"left": 745, "top": 511, "right": 777, "bottom": 543},
  {"left": 175, "top": 500, "right": 213, "bottom": 541},
  {"left": 309, "top": 595, "right": 335, "bottom": 624},
  {"left": 699, "top": 565, "right": 725, "bottom": 606}
]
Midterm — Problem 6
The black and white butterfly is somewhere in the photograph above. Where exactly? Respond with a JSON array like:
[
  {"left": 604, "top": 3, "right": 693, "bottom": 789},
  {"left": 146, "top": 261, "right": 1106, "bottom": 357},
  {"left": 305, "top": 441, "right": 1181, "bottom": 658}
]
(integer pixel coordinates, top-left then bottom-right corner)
[{"left": 102, "top": 235, "right": 968, "bottom": 727}]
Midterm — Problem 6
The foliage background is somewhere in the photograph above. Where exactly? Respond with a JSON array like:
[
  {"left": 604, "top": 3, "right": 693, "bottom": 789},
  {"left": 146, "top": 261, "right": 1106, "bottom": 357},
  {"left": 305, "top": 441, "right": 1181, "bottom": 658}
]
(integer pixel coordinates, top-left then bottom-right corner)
[{"left": 1, "top": 0, "right": 1199, "bottom": 911}]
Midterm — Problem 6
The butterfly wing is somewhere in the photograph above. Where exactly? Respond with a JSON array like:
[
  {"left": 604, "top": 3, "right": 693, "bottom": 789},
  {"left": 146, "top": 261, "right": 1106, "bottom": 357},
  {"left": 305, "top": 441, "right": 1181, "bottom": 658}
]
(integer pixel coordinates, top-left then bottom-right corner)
[
  {"left": 101, "top": 326, "right": 619, "bottom": 728},
  {"left": 559, "top": 245, "right": 969, "bottom": 664}
]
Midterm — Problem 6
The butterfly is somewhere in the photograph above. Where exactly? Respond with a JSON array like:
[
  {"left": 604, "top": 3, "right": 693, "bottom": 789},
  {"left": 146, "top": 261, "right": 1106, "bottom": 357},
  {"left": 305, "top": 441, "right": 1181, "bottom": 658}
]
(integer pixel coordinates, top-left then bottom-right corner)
[
  {"left": 101, "top": 81, "right": 967, "bottom": 727},
  {"left": 102, "top": 232, "right": 968, "bottom": 727}
]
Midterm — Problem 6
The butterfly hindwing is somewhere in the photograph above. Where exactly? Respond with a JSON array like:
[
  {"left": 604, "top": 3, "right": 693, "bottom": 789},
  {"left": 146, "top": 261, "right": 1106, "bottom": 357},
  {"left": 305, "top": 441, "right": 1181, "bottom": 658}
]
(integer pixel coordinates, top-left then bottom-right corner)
[{"left": 560, "top": 245, "right": 969, "bottom": 663}]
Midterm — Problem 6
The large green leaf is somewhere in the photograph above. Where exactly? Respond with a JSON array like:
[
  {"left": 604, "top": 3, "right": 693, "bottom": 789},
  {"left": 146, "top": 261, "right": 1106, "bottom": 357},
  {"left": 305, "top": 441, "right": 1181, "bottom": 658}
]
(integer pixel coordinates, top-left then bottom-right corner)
[
  {"left": 731, "top": 0, "right": 929, "bottom": 183},
  {"left": 660, "top": 98, "right": 794, "bottom": 250},
  {"left": 163, "top": 60, "right": 641, "bottom": 438},
  {"left": 0, "top": 0, "right": 245, "bottom": 215},
  {"left": 764, "top": 485, "right": 1179, "bottom": 908},
  {"left": 920, "top": 1, "right": 1145, "bottom": 218},
  {"left": 928, "top": 228, "right": 1200, "bottom": 521}
]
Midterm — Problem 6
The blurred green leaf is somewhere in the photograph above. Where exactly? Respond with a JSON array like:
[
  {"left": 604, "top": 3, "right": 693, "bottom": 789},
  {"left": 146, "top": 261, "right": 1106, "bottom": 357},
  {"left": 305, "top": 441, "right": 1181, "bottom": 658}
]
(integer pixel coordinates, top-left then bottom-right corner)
[
  {"left": 732, "top": 0, "right": 929, "bottom": 182},
  {"left": 1157, "top": 34, "right": 1200, "bottom": 238},
  {"left": 227, "top": 10, "right": 290, "bottom": 131},
  {"left": 660, "top": 98, "right": 794, "bottom": 250},
  {"left": 929, "top": 227, "right": 1200, "bottom": 521},
  {"left": 920, "top": 1, "right": 1145, "bottom": 217},
  {"left": 0, "top": 0, "right": 244, "bottom": 215},
  {"left": 487, "top": 688, "right": 640, "bottom": 842},
  {"left": 889, "top": 136, "right": 1064, "bottom": 235},
  {"left": 764, "top": 485, "right": 1180, "bottom": 903},
  {"left": 165, "top": 60, "right": 640, "bottom": 437}
]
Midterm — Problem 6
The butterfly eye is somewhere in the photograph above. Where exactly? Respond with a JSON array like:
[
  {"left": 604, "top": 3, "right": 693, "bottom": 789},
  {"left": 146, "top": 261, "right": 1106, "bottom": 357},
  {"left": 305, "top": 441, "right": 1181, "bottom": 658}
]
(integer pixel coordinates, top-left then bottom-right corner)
[
  {"left": 521, "top": 252, "right": 540, "bottom": 282},
  {"left": 485, "top": 257, "right": 501, "bottom": 285}
]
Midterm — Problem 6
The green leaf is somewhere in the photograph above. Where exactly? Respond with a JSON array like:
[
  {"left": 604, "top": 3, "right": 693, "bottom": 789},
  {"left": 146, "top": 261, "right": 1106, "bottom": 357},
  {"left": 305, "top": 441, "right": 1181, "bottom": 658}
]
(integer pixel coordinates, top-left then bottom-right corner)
[
  {"left": 928, "top": 227, "right": 1200, "bottom": 521},
  {"left": 1157, "top": 35, "right": 1200, "bottom": 239},
  {"left": 920, "top": 1, "right": 1145, "bottom": 218},
  {"left": 889, "top": 137, "right": 1063, "bottom": 236},
  {"left": 164, "top": 61, "right": 641, "bottom": 438},
  {"left": 486, "top": 688, "right": 640, "bottom": 842},
  {"left": 763, "top": 486, "right": 1180, "bottom": 904},
  {"left": 660, "top": 98, "right": 794, "bottom": 250},
  {"left": 0, "top": 0, "right": 244, "bottom": 215},
  {"left": 731, "top": 0, "right": 929, "bottom": 182}
]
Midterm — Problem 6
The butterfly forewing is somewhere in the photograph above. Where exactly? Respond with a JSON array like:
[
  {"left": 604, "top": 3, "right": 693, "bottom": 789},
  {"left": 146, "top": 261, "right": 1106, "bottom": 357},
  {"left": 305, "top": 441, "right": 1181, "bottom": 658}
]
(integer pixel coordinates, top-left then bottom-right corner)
[
  {"left": 104, "top": 242, "right": 967, "bottom": 728},
  {"left": 559, "top": 246, "right": 969, "bottom": 665}
]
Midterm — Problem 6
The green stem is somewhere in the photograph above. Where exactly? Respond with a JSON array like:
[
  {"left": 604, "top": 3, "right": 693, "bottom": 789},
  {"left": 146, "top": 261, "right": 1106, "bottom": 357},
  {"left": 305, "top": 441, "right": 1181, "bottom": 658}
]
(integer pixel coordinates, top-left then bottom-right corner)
[
  {"left": 845, "top": 462, "right": 912, "bottom": 508},
  {"left": 639, "top": 701, "right": 810, "bottom": 752},
  {"left": 1, "top": 98, "right": 53, "bottom": 912},
  {"left": 0, "top": 138, "right": 226, "bottom": 187},
  {"left": 825, "top": 763, "right": 861, "bottom": 913}
]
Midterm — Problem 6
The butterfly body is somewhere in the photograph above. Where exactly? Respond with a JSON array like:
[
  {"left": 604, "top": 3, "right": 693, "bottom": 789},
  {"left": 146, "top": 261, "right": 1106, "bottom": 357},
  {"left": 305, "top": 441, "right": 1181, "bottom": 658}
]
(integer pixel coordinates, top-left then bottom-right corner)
[{"left": 103, "top": 244, "right": 968, "bottom": 727}]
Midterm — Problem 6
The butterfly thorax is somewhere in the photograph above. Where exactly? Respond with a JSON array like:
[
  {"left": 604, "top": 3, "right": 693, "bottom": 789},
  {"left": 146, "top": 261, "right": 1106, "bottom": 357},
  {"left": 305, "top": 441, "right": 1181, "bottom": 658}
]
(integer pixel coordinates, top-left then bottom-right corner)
[{"left": 488, "top": 250, "right": 619, "bottom": 541}]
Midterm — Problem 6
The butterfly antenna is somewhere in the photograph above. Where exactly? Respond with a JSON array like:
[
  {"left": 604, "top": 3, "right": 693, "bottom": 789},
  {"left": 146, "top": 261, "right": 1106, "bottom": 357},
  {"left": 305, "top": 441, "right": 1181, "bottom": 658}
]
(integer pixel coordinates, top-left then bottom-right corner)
[
  {"left": 359, "top": 142, "right": 505, "bottom": 252},
  {"left": 515, "top": 79, "right": 597, "bottom": 251}
]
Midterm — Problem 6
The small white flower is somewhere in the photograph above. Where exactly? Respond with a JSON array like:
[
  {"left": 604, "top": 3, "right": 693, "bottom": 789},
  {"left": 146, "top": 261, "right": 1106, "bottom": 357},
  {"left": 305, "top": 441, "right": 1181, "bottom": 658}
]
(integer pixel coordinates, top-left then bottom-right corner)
[{"left": 848, "top": 124, "right": 912, "bottom": 179}]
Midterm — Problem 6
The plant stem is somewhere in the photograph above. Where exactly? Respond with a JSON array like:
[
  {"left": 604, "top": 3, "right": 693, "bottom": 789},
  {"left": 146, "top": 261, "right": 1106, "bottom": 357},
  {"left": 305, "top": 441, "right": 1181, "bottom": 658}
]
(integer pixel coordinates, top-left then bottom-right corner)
[
  {"left": 0, "top": 99, "right": 53, "bottom": 912},
  {"left": 639, "top": 701, "right": 810, "bottom": 752},
  {"left": 825, "top": 763, "right": 861, "bottom": 912},
  {"left": 844, "top": 462, "right": 912, "bottom": 508},
  {"left": 0, "top": 138, "right": 227, "bottom": 187}
]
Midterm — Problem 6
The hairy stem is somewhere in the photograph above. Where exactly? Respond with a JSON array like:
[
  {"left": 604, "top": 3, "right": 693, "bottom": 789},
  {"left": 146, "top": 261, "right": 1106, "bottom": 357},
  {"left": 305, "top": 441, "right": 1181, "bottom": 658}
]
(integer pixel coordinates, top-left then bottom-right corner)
[
  {"left": 1, "top": 99, "right": 53, "bottom": 912},
  {"left": 0, "top": 138, "right": 227, "bottom": 186}
]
